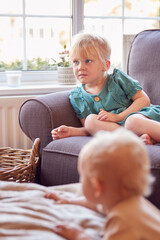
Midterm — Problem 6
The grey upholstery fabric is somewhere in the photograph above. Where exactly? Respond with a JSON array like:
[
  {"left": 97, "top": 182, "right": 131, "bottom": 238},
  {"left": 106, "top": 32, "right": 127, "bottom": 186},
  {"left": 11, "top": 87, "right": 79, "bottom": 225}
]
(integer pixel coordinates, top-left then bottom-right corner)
[
  {"left": 19, "top": 91, "right": 83, "bottom": 184},
  {"left": 128, "top": 29, "right": 160, "bottom": 105},
  {"left": 127, "top": 29, "right": 160, "bottom": 208},
  {"left": 19, "top": 29, "right": 160, "bottom": 209},
  {"left": 41, "top": 136, "right": 91, "bottom": 186}
]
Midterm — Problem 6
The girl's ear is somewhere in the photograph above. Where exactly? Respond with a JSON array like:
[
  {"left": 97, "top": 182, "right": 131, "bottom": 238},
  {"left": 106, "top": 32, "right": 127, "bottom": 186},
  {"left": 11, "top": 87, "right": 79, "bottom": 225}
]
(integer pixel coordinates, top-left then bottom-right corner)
[
  {"left": 105, "top": 60, "right": 111, "bottom": 70},
  {"left": 91, "top": 177, "right": 103, "bottom": 197},
  {"left": 103, "top": 60, "right": 110, "bottom": 71}
]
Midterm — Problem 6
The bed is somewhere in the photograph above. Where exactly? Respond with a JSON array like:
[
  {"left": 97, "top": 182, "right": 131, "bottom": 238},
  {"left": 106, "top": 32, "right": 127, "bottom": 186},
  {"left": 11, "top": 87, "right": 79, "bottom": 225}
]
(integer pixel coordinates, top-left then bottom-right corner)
[{"left": 0, "top": 181, "right": 105, "bottom": 239}]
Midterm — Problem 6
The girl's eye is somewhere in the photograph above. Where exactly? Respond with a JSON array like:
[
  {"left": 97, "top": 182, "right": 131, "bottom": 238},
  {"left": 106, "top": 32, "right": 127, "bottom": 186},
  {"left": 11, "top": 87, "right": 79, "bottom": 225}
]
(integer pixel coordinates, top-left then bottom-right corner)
[
  {"left": 86, "top": 59, "right": 92, "bottom": 63},
  {"left": 73, "top": 60, "right": 79, "bottom": 65}
]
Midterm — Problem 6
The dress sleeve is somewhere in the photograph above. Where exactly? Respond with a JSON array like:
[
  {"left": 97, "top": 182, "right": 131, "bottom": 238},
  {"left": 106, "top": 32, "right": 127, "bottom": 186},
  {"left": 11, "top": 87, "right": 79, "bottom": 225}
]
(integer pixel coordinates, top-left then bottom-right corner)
[
  {"left": 113, "top": 69, "right": 142, "bottom": 100},
  {"left": 69, "top": 87, "right": 91, "bottom": 119}
]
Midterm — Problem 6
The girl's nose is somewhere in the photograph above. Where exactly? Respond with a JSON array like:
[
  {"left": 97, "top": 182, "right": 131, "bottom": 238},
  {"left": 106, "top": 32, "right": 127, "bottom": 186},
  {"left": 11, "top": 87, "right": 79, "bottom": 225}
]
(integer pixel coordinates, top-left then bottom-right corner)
[{"left": 78, "top": 61, "right": 86, "bottom": 70}]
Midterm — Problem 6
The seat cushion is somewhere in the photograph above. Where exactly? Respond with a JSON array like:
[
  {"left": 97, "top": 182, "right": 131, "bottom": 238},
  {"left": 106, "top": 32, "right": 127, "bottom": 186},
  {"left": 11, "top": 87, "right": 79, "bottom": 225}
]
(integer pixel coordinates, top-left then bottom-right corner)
[
  {"left": 41, "top": 136, "right": 92, "bottom": 186},
  {"left": 41, "top": 136, "right": 160, "bottom": 209}
]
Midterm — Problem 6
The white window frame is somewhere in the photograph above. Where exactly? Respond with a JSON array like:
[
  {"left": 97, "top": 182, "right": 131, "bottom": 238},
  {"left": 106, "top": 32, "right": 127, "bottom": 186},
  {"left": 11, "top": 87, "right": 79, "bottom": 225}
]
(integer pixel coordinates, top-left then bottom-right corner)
[
  {"left": 0, "top": 0, "right": 84, "bottom": 89},
  {"left": 0, "top": 0, "right": 160, "bottom": 96}
]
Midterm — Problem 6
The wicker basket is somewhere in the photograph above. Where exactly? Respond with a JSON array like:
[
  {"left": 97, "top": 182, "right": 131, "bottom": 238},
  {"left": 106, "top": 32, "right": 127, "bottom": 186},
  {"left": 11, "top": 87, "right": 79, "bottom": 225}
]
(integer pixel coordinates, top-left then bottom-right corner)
[{"left": 0, "top": 138, "right": 40, "bottom": 183}]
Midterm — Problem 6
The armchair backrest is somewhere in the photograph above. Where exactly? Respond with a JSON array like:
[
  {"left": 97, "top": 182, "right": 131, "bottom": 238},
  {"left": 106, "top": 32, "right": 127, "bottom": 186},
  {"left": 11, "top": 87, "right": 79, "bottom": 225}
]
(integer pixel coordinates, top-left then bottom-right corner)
[{"left": 127, "top": 29, "right": 160, "bottom": 105}]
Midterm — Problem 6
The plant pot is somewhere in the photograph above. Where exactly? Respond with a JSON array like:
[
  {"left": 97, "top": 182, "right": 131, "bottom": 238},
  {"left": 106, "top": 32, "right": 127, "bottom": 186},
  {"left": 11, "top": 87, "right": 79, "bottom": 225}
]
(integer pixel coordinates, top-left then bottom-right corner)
[{"left": 57, "top": 67, "right": 76, "bottom": 85}]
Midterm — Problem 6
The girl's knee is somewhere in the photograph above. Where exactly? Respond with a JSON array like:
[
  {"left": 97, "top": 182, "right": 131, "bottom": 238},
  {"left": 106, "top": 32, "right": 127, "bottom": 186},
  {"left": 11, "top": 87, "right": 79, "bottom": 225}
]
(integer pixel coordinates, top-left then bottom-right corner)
[
  {"left": 124, "top": 114, "right": 143, "bottom": 131},
  {"left": 85, "top": 114, "right": 98, "bottom": 134}
]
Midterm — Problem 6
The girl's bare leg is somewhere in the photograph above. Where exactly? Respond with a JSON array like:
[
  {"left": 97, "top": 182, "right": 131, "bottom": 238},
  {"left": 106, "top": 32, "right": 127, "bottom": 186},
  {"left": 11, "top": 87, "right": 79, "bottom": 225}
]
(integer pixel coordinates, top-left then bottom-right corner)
[
  {"left": 52, "top": 114, "right": 121, "bottom": 139},
  {"left": 51, "top": 125, "right": 88, "bottom": 140},
  {"left": 85, "top": 114, "right": 121, "bottom": 135},
  {"left": 125, "top": 114, "right": 160, "bottom": 144}
]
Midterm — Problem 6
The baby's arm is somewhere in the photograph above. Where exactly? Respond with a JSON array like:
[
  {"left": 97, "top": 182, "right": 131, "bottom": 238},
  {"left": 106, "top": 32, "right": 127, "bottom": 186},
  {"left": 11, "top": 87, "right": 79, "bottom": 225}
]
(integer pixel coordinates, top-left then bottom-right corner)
[
  {"left": 51, "top": 119, "right": 88, "bottom": 140},
  {"left": 45, "top": 192, "right": 101, "bottom": 213},
  {"left": 53, "top": 223, "right": 92, "bottom": 240}
]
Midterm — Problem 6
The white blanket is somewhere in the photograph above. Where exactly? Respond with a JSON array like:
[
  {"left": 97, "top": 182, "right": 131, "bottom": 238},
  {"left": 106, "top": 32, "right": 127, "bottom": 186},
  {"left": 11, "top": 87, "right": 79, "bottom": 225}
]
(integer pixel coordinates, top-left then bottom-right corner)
[{"left": 0, "top": 181, "right": 105, "bottom": 239}]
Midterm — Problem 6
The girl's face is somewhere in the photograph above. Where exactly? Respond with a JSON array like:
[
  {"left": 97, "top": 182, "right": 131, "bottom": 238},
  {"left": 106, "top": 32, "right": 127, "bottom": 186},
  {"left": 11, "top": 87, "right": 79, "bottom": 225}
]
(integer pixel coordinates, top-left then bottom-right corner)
[{"left": 72, "top": 51, "right": 107, "bottom": 86}]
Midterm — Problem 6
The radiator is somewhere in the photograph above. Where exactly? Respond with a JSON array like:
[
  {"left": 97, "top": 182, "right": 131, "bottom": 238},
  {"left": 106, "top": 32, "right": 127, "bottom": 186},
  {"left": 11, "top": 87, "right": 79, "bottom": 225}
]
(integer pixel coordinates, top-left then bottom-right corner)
[{"left": 0, "top": 96, "right": 33, "bottom": 149}]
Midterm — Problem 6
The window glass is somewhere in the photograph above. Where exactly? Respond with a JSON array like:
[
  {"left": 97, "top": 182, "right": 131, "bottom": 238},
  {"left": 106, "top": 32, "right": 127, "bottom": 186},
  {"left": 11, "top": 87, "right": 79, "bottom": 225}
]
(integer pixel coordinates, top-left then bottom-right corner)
[
  {"left": 84, "top": 0, "right": 122, "bottom": 17},
  {"left": 26, "top": 18, "right": 72, "bottom": 70},
  {"left": 26, "top": 0, "right": 71, "bottom": 16},
  {"left": 125, "top": 0, "right": 160, "bottom": 18},
  {"left": 0, "top": 0, "right": 160, "bottom": 74},
  {"left": 124, "top": 19, "right": 160, "bottom": 34},
  {"left": 0, "top": 17, "right": 23, "bottom": 70},
  {"left": 84, "top": 18, "right": 122, "bottom": 69},
  {"left": 0, "top": 0, "right": 72, "bottom": 71},
  {"left": 0, "top": 0, "right": 23, "bottom": 14}
]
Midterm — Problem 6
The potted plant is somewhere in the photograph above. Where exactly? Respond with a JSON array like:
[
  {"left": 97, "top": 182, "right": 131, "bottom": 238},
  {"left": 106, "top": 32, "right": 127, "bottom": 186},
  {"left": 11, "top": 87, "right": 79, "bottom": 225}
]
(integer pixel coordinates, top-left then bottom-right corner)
[{"left": 55, "top": 45, "right": 76, "bottom": 85}]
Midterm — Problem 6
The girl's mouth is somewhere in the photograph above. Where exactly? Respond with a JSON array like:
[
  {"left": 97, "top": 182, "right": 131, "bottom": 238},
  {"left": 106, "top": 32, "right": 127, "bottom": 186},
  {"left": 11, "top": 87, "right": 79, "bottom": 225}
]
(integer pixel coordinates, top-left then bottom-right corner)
[{"left": 78, "top": 74, "right": 87, "bottom": 77}]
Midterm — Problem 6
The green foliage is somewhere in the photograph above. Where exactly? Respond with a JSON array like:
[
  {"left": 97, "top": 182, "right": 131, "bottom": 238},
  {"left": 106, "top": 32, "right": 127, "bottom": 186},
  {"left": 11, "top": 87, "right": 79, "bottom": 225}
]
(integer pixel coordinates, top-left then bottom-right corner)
[
  {"left": 0, "top": 45, "right": 70, "bottom": 71},
  {"left": 0, "top": 58, "right": 57, "bottom": 71},
  {"left": 0, "top": 59, "right": 22, "bottom": 71},
  {"left": 56, "top": 44, "right": 70, "bottom": 67},
  {"left": 27, "top": 58, "right": 56, "bottom": 70},
  {"left": 57, "top": 60, "right": 70, "bottom": 67}
]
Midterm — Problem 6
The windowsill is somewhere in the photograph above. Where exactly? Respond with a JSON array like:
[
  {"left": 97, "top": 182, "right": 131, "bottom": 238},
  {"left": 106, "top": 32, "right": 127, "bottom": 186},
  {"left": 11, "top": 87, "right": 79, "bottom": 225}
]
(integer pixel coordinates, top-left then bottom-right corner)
[
  {"left": 0, "top": 71, "right": 77, "bottom": 96},
  {"left": 0, "top": 84, "right": 77, "bottom": 97}
]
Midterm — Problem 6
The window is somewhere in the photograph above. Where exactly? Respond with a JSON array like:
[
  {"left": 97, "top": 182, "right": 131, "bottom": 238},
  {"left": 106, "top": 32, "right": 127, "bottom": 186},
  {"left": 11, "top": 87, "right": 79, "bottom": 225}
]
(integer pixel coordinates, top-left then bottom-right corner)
[
  {"left": 0, "top": 0, "right": 76, "bottom": 71},
  {"left": 84, "top": 0, "right": 160, "bottom": 70},
  {"left": 0, "top": 0, "right": 160, "bottom": 86}
]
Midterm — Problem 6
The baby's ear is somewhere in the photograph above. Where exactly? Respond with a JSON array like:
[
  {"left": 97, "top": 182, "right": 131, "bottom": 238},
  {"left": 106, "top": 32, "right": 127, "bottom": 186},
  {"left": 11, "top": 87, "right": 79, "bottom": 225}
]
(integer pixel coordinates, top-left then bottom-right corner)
[{"left": 91, "top": 177, "right": 103, "bottom": 197}]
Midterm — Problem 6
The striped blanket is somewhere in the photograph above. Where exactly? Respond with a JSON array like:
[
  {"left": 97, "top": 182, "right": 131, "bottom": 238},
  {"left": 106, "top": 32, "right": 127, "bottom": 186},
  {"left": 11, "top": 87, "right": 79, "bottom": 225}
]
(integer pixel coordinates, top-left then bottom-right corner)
[{"left": 0, "top": 181, "right": 105, "bottom": 239}]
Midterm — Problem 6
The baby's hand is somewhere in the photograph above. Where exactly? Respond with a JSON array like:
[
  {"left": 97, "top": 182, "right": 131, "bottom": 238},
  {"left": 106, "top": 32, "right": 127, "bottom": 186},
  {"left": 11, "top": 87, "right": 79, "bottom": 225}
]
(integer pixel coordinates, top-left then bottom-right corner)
[
  {"left": 51, "top": 125, "right": 71, "bottom": 140},
  {"left": 44, "top": 192, "right": 69, "bottom": 204},
  {"left": 53, "top": 223, "right": 92, "bottom": 240}
]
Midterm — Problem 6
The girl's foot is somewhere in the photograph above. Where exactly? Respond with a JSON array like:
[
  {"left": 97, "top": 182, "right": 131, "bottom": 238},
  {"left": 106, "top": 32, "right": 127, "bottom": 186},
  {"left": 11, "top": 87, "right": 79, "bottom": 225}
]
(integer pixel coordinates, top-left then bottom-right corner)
[
  {"left": 51, "top": 125, "right": 71, "bottom": 140},
  {"left": 140, "top": 134, "right": 156, "bottom": 145}
]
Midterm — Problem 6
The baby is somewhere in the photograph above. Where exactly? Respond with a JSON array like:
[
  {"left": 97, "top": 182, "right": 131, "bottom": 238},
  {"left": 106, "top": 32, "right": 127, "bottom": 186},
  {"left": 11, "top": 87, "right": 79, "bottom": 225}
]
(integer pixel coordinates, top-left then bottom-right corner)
[{"left": 46, "top": 129, "right": 160, "bottom": 239}]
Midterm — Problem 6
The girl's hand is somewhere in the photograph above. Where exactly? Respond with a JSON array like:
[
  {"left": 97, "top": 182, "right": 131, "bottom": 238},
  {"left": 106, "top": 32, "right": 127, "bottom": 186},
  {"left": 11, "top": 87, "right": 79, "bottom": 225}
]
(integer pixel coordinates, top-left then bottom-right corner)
[
  {"left": 51, "top": 125, "right": 72, "bottom": 140},
  {"left": 97, "top": 109, "right": 121, "bottom": 123}
]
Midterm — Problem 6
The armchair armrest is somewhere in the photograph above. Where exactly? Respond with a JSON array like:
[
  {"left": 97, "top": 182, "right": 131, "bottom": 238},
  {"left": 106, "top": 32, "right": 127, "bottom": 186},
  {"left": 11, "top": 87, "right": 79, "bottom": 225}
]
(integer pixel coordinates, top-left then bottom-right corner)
[{"left": 19, "top": 91, "right": 81, "bottom": 152}]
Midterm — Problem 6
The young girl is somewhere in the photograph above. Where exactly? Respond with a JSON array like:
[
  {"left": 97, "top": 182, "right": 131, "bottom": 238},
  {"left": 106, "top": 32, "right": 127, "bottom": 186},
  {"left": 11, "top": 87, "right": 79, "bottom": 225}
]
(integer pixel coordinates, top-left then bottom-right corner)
[
  {"left": 46, "top": 129, "right": 160, "bottom": 239},
  {"left": 52, "top": 33, "right": 160, "bottom": 145}
]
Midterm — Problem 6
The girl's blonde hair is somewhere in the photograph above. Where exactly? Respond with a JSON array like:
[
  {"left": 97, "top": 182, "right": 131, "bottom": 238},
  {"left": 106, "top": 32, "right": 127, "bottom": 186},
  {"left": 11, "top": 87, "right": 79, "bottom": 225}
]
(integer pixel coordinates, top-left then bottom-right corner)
[{"left": 69, "top": 33, "right": 111, "bottom": 66}]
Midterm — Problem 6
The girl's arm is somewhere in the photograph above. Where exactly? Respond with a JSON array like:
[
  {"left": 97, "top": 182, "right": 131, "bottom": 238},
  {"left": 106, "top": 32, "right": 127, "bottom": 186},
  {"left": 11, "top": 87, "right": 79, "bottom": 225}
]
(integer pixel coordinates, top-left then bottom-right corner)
[
  {"left": 98, "top": 90, "right": 150, "bottom": 123},
  {"left": 118, "top": 90, "right": 150, "bottom": 121}
]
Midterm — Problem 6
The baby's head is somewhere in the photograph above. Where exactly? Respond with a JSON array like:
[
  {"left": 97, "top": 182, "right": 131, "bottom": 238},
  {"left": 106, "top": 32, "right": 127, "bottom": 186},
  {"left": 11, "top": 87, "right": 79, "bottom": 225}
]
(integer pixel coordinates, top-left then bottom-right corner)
[
  {"left": 78, "top": 129, "right": 154, "bottom": 203},
  {"left": 69, "top": 33, "right": 111, "bottom": 69}
]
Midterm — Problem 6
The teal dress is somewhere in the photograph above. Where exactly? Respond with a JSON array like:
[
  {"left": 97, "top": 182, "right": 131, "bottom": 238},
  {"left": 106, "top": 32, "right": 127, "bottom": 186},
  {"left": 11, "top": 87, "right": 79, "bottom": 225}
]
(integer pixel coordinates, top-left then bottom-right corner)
[{"left": 69, "top": 69, "right": 160, "bottom": 125}]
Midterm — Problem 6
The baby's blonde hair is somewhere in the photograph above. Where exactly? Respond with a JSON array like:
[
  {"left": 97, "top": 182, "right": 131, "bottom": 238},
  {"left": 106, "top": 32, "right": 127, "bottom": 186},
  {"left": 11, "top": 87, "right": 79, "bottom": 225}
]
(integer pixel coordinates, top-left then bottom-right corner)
[
  {"left": 78, "top": 129, "right": 154, "bottom": 197},
  {"left": 69, "top": 33, "right": 111, "bottom": 67}
]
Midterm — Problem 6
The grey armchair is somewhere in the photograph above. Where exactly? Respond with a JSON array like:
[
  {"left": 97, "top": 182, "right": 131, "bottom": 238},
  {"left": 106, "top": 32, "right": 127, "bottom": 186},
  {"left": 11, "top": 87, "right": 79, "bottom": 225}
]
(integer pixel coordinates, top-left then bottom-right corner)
[{"left": 19, "top": 29, "right": 160, "bottom": 209}]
